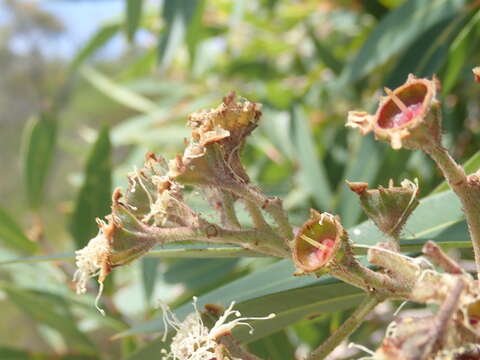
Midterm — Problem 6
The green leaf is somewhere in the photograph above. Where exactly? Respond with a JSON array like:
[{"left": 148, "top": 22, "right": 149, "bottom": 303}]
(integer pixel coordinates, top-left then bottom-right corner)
[
  {"left": 22, "top": 113, "right": 57, "bottom": 210},
  {"left": 70, "top": 126, "right": 112, "bottom": 249},
  {"left": 141, "top": 257, "right": 159, "bottom": 304},
  {"left": 70, "top": 23, "right": 121, "bottom": 72},
  {"left": 158, "top": 0, "right": 201, "bottom": 69},
  {"left": 248, "top": 330, "right": 296, "bottom": 360},
  {"left": 0, "top": 207, "right": 37, "bottom": 254},
  {"left": 117, "top": 189, "right": 470, "bottom": 341},
  {"left": 185, "top": 0, "right": 206, "bottom": 66},
  {"left": 432, "top": 150, "right": 480, "bottom": 194},
  {"left": 335, "top": 135, "right": 382, "bottom": 227},
  {"left": 307, "top": 24, "right": 343, "bottom": 75},
  {"left": 1, "top": 285, "right": 96, "bottom": 354},
  {"left": 81, "top": 66, "right": 159, "bottom": 113},
  {"left": 125, "top": 0, "right": 143, "bottom": 42},
  {"left": 442, "top": 9, "right": 480, "bottom": 94},
  {"left": 340, "top": 0, "right": 466, "bottom": 86},
  {"left": 124, "top": 338, "right": 165, "bottom": 360},
  {"left": 291, "top": 106, "right": 332, "bottom": 210}
]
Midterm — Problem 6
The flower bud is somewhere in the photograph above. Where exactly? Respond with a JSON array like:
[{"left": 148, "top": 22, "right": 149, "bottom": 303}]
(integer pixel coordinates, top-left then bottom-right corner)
[
  {"left": 347, "top": 75, "right": 441, "bottom": 150},
  {"left": 293, "top": 210, "right": 351, "bottom": 274},
  {"left": 347, "top": 179, "right": 419, "bottom": 238}
]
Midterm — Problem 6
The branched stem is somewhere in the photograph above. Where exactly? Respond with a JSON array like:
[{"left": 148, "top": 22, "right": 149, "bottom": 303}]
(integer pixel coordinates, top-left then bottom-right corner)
[
  {"left": 219, "top": 191, "right": 242, "bottom": 229},
  {"left": 424, "top": 143, "right": 480, "bottom": 275},
  {"left": 308, "top": 295, "right": 383, "bottom": 360},
  {"left": 244, "top": 200, "right": 272, "bottom": 231},
  {"left": 223, "top": 183, "right": 294, "bottom": 244}
]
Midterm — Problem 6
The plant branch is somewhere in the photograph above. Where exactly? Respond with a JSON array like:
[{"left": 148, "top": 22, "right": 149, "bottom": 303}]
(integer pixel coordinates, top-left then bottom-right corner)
[
  {"left": 424, "top": 143, "right": 480, "bottom": 275},
  {"left": 243, "top": 200, "right": 272, "bottom": 231},
  {"left": 422, "top": 240, "right": 464, "bottom": 275},
  {"left": 308, "top": 295, "right": 383, "bottom": 360},
  {"left": 219, "top": 191, "right": 242, "bottom": 229},
  {"left": 223, "top": 183, "right": 294, "bottom": 244},
  {"left": 148, "top": 224, "right": 289, "bottom": 258}
]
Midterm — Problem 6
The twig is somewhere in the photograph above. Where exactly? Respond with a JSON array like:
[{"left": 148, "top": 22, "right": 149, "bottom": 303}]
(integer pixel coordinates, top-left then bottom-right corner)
[
  {"left": 422, "top": 241, "right": 464, "bottom": 275},
  {"left": 424, "top": 144, "right": 480, "bottom": 275},
  {"left": 308, "top": 295, "right": 383, "bottom": 360}
]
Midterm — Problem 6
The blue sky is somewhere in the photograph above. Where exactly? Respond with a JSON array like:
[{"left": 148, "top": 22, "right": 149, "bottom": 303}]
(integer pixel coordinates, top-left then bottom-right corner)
[{"left": 6, "top": 0, "right": 128, "bottom": 58}]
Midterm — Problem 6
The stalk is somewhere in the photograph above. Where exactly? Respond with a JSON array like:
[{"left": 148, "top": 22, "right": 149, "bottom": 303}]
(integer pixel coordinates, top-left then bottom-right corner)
[{"left": 308, "top": 296, "right": 383, "bottom": 360}]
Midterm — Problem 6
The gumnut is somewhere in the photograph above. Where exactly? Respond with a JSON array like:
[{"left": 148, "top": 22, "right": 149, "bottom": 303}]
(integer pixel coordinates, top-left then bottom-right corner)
[
  {"left": 346, "top": 74, "right": 441, "bottom": 150},
  {"left": 347, "top": 179, "right": 419, "bottom": 238},
  {"left": 293, "top": 210, "right": 352, "bottom": 274}
]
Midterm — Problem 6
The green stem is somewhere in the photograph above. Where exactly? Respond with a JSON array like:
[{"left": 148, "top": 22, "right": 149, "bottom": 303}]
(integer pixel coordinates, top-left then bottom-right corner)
[
  {"left": 332, "top": 260, "right": 410, "bottom": 298},
  {"left": 148, "top": 224, "right": 289, "bottom": 258},
  {"left": 425, "top": 144, "right": 480, "bottom": 275},
  {"left": 308, "top": 296, "right": 383, "bottom": 360},
  {"left": 223, "top": 183, "right": 294, "bottom": 243},
  {"left": 219, "top": 191, "right": 241, "bottom": 229},
  {"left": 244, "top": 200, "right": 272, "bottom": 231}
]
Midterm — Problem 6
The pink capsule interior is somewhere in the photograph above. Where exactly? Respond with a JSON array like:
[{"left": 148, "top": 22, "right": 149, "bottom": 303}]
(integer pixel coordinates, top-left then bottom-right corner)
[
  {"left": 306, "top": 238, "right": 335, "bottom": 268},
  {"left": 377, "top": 83, "right": 428, "bottom": 129}
]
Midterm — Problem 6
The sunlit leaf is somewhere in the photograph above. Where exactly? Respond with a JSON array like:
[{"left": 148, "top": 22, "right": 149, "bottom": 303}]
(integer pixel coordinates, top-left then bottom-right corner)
[
  {"left": 81, "top": 67, "right": 159, "bottom": 113},
  {"left": 340, "top": 0, "right": 466, "bottom": 86},
  {"left": 158, "top": 0, "right": 202, "bottom": 69}
]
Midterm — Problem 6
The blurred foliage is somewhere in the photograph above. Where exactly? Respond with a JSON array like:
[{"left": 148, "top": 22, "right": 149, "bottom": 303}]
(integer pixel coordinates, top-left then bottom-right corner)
[{"left": 0, "top": 0, "right": 480, "bottom": 359}]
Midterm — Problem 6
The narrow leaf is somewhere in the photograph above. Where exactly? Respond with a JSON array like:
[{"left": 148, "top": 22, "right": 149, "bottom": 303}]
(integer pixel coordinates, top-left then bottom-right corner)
[
  {"left": 22, "top": 113, "right": 57, "bottom": 210},
  {"left": 340, "top": 0, "right": 465, "bottom": 86},
  {"left": 126, "top": 0, "right": 143, "bottom": 42},
  {"left": 158, "top": 0, "right": 201, "bottom": 69},
  {"left": 70, "top": 126, "right": 112, "bottom": 249},
  {"left": 81, "top": 66, "right": 158, "bottom": 113},
  {"left": 2, "top": 285, "right": 96, "bottom": 354},
  {"left": 70, "top": 23, "right": 121, "bottom": 72},
  {"left": 336, "top": 135, "right": 381, "bottom": 227},
  {"left": 0, "top": 207, "right": 37, "bottom": 254},
  {"left": 141, "top": 257, "right": 159, "bottom": 304},
  {"left": 291, "top": 106, "right": 332, "bottom": 210}
]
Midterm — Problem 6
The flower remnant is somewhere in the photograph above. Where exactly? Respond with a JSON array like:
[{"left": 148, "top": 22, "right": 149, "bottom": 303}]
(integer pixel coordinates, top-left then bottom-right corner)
[{"left": 159, "top": 297, "right": 275, "bottom": 360}]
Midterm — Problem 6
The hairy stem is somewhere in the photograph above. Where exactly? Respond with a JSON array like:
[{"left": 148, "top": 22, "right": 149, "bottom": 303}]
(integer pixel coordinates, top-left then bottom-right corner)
[
  {"left": 422, "top": 240, "right": 464, "bottom": 275},
  {"left": 219, "top": 191, "right": 241, "bottom": 229},
  {"left": 424, "top": 144, "right": 480, "bottom": 275},
  {"left": 333, "top": 260, "right": 410, "bottom": 298},
  {"left": 308, "top": 296, "right": 383, "bottom": 360},
  {"left": 244, "top": 200, "right": 272, "bottom": 231},
  {"left": 148, "top": 224, "right": 289, "bottom": 258},
  {"left": 223, "top": 183, "right": 294, "bottom": 244}
]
